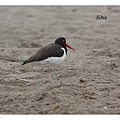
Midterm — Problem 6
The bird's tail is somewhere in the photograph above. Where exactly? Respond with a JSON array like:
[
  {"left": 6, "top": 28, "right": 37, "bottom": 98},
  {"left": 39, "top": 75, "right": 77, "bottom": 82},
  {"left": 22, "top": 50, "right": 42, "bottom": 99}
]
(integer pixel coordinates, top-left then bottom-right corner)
[
  {"left": 21, "top": 55, "right": 35, "bottom": 65},
  {"left": 21, "top": 60, "right": 27, "bottom": 65}
]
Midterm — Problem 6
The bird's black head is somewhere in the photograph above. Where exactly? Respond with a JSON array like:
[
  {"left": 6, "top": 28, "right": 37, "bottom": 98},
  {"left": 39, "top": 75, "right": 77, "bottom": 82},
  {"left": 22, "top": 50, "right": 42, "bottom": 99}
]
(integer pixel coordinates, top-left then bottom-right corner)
[
  {"left": 55, "top": 37, "right": 67, "bottom": 54},
  {"left": 55, "top": 37, "right": 66, "bottom": 47},
  {"left": 55, "top": 37, "right": 75, "bottom": 54}
]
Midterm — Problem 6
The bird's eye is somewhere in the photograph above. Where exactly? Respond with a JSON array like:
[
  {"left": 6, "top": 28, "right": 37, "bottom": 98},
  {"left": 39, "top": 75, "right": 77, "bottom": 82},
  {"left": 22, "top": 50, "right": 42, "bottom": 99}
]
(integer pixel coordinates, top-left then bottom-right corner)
[{"left": 63, "top": 40, "right": 65, "bottom": 42}]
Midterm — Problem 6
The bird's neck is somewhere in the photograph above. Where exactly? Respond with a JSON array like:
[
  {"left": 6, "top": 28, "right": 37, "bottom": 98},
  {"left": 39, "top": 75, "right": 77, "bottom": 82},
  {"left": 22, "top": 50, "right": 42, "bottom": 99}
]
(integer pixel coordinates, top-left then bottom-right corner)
[{"left": 63, "top": 45, "right": 67, "bottom": 55}]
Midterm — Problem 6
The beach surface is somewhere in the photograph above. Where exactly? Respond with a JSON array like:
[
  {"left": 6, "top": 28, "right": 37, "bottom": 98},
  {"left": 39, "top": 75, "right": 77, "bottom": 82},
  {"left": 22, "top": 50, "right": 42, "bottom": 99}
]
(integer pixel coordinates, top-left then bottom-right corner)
[{"left": 0, "top": 6, "right": 120, "bottom": 114}]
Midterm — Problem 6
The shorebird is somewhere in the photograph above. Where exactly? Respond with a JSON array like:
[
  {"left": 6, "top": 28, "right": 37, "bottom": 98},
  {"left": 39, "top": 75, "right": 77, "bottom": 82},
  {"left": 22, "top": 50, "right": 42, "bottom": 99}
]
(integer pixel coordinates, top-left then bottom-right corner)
[{"left": 22, "top": 37, "right": 75, "bottom": 81}]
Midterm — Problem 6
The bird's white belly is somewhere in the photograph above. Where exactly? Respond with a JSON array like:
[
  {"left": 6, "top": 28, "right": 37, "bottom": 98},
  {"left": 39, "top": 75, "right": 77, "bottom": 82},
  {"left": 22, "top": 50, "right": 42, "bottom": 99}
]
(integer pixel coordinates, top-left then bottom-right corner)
[{"left": 39, "top": 48, "right": 66, "bottom": 66}]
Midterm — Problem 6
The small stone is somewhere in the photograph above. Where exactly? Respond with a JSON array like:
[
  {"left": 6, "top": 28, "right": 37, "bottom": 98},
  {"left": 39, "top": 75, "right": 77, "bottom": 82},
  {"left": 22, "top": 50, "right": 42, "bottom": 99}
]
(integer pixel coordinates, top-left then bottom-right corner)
[{"left": 104, "top": 106, "right": 108, "bottom": 109}]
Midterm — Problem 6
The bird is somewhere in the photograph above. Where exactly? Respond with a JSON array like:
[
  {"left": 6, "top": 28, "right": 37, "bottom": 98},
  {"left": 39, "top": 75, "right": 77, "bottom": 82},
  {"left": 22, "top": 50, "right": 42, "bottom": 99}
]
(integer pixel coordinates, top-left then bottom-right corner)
[{"left": 22, "top": 37, "right": 75, "bottom": 81}]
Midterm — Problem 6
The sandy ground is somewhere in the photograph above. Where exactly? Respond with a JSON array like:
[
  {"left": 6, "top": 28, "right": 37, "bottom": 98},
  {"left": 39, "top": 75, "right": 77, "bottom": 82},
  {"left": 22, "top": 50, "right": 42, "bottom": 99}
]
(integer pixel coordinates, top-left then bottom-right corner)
[{"left": 0, "top": 6, "right": 120, "bottom": 114}]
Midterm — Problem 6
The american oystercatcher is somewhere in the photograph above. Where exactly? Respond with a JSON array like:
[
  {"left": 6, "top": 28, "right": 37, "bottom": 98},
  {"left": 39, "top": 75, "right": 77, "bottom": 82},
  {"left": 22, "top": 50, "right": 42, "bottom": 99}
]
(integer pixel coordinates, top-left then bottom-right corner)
[{"left": 22, "top": 37, "right": 75, "bottom": 81}]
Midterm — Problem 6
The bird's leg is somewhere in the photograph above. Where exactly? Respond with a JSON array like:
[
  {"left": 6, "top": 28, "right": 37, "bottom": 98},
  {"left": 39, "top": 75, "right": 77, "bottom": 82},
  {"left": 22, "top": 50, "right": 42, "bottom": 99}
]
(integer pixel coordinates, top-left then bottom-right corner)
[{"left": 48, "top": 68, "right": 52, "bottom": 82}]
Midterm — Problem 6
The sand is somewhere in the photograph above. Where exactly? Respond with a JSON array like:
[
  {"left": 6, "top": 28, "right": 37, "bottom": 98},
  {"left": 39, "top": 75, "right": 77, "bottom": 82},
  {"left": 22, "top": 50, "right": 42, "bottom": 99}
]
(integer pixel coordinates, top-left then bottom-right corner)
[{"left": 0, "top": 6, "right": 120, "bottom": 114}]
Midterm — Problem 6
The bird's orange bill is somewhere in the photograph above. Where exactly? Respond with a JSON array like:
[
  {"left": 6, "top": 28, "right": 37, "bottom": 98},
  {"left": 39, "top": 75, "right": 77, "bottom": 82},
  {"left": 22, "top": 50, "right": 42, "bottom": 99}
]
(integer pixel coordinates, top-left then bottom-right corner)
[{"left": 66, "top": 43, "right": 75, "bottom": 51}]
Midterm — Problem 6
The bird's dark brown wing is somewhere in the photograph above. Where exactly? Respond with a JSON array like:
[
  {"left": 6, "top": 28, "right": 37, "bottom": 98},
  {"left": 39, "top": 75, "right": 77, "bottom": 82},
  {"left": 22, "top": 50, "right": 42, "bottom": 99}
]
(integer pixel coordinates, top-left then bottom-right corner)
[{"left": 22, "top": 43, "right": 64, "bottom": 65}]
